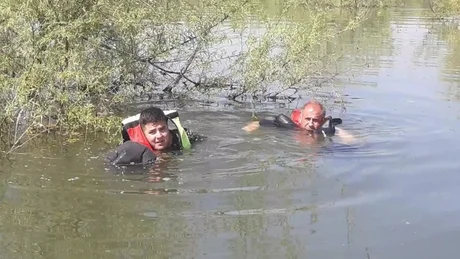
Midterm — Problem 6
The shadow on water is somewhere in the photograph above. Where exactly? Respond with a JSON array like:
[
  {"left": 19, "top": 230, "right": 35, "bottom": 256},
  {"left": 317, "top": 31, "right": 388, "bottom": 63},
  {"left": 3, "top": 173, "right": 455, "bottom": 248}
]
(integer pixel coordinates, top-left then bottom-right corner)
[{"left": 3, "top": 2, "right": 460, "bottom": 259}]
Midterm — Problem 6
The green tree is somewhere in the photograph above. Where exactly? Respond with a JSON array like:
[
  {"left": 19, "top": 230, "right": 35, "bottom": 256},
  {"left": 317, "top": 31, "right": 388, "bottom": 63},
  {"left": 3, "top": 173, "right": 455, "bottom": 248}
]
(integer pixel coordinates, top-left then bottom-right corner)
[{"left": 0, "top": 0, "right": 396, "bottom": 152}]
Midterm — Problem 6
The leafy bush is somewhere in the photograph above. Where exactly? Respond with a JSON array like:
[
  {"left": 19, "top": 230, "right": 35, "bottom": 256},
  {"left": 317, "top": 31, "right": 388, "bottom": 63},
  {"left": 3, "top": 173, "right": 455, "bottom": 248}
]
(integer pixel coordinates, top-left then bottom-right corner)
[{"left": 0, "top": 0, "right": 394, "bottom": 152}]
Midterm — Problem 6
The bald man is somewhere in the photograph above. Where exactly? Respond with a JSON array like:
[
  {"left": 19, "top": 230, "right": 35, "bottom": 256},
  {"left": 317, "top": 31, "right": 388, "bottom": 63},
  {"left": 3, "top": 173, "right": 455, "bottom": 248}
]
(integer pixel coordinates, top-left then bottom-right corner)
[{"left": 243, "top": 100, "right": 356, "bottom": 144}]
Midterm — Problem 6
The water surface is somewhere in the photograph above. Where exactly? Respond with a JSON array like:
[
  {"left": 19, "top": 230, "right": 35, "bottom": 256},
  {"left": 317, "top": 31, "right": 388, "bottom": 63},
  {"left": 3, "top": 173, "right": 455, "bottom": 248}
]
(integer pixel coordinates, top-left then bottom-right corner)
[{"left": 2, "top": 2, "right": 460, "bottom": 259}]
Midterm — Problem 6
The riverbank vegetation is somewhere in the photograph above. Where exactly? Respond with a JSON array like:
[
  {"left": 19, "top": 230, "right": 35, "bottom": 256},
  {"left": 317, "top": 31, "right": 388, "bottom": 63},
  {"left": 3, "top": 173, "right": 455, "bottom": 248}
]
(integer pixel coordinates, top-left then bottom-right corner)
[
  {"left": 429, "top": 0, "right": 460, "bottom": 16},
  {"left": 0, "top": 0, "right": 397, "bottom": 152}
]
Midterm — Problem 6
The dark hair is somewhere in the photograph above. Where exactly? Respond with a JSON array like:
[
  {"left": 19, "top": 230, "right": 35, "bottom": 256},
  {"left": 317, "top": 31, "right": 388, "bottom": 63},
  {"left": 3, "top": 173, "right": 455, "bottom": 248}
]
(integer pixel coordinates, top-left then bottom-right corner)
[{"left": 139, "top": 107, "right": 168, "bottom": 126}]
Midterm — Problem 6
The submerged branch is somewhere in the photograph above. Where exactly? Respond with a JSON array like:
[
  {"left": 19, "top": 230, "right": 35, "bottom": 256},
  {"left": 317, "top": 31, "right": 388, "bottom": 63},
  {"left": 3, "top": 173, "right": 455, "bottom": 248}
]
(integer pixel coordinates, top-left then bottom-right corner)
[{"left": 7, "top": 128, "right": 48, "bottom": 155}]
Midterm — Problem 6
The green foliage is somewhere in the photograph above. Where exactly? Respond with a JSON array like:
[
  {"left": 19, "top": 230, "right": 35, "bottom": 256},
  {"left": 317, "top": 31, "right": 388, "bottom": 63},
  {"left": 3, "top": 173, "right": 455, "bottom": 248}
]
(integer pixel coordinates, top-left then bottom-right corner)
[
  {"left": 0, "top": 0, "right": 127, "bottom": 149},
  {"left": 0, "top": 0, "right": 395, "bottom": 151},
  {"left": 220, "top": 1, "right": 381, "bottom": 99},
  {"left": 429, "top": 0, "right": 460, "bottom": 16}
]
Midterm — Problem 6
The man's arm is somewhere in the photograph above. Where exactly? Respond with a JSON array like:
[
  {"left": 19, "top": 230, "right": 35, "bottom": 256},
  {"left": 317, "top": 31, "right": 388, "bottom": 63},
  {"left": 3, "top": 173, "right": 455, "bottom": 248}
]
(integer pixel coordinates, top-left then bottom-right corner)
[
  {"left": 243, "top": 114, "right": 296, "bottom": 132},
  {"left": 242, "top": 121, "right": 261, "bottom": 132},
  {"left": 106, "top": 141, "right": 156, "bottom": 165},
  {"left": 335, "top": 127, "right": 360, "bottom": 145}
]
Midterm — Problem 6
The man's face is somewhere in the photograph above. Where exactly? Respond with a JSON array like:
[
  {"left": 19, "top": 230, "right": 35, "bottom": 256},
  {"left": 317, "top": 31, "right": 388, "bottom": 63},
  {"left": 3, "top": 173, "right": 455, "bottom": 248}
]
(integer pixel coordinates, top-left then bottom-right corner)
[
  {"left": 142, "top": 120, "right": 172, "bottom": 150},
  {"left": 300, "top": 106, "right": 325, "bottom": 131}
]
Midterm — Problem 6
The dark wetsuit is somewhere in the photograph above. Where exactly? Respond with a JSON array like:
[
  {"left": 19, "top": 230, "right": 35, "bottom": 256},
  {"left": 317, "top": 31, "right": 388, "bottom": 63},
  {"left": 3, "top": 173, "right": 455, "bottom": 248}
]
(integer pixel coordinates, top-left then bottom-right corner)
[
  {"left": 106, "top": 128, "right": 204, "bottom": 166},
  {"left": 258, "top": 113, "right": 342, "bottom": 137}
]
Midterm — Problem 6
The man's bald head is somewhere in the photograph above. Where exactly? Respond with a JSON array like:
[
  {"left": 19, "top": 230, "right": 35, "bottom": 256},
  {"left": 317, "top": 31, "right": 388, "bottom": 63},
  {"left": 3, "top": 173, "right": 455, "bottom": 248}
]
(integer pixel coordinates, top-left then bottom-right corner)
[
  {"left": 299, "top": 100, "right": 326, "bottom": 131},
  {"left": 302, "top": 100, "right": 326, "bottom": 117}
]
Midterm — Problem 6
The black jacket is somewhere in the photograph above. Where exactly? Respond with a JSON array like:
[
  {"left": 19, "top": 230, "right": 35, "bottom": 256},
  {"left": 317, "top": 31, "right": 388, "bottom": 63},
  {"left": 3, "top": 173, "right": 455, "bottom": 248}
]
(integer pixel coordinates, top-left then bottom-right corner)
[
  {"left": 106, "top": 141, "right": 157, "bottom": 166},
  {"left": 105, "top": 129, "right": 205, "bottom": 166}
]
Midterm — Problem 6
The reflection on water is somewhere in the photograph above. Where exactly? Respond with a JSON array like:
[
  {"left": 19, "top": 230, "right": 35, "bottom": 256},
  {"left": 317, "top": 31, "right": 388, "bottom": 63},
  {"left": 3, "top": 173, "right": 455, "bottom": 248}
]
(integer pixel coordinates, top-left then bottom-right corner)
[{"left": 3, "top": 2, "right": 460, "bottom": 259}]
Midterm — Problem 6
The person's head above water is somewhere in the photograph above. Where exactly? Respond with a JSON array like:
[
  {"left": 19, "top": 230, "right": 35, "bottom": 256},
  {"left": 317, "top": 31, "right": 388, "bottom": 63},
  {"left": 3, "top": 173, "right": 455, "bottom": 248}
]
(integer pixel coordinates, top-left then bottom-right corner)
[
  {"left": 139, "top": 107, "right": 172, "bottom": 151},
  {"left": 299, "top": 100, "right": 326, "bottom": 131}
]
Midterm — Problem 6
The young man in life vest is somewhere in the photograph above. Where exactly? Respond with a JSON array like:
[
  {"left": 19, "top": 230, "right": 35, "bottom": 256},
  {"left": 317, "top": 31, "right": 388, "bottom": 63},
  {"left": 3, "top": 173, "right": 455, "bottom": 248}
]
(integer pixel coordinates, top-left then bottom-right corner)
[
  {"left": 130, "top": 107, "right": 176, "bottom": 151},
  {"left": 243, "top": 100, "right": 357, "bottom": 144},
  {"left": 106, "top": 107, "right": 203, "bottom": 165}
]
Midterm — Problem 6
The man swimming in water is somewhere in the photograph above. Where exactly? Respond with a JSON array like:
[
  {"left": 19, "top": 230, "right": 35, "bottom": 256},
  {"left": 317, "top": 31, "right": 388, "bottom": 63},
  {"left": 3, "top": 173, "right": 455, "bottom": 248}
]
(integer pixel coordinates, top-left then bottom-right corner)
[
  {"left": 243, "top": 100, "right": 356, "bottom": 144},
  {"left": 106, "top": 107, "right": 204, "bottom": 165}
]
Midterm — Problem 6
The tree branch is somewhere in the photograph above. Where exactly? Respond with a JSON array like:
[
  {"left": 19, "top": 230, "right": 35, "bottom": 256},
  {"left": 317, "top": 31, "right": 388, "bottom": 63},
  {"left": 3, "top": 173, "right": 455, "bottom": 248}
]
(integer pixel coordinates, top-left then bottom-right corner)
[
  {"left": 148, "top": 61, "right": 201, "bottom": 87},
  {"left": 162, "top": 41, "right": 201, "bottom": 93}
]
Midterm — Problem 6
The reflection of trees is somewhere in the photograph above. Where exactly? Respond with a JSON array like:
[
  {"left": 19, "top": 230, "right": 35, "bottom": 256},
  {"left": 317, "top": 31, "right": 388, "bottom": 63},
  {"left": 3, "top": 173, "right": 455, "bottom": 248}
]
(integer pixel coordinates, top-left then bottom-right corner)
[
  {"left": 0, "top": 138, "right": 195, "bottom": 259},
  {"left": 298, "top": 5, "right": 396, "bottom": 88},
  {"left": 436, "top": 26, "right": 460, "bottom": 98},
  {"left": 0, "top": 0, "right": 419, "bottom": 257},
  {"left": 185, "top": 0, "right": 400, "bottom": 101},
  {"left": 323, "top": 7, "right": 396, "bottom": 89},
  {"left": 0, "top": 192, "right": 193, "bottom": 258},
  {"left": 218, "top": 152, "right": 358, "bottom": 257},
  {"left": 220, "top": 151, "right": 317, "bottom": 257},
  {"left": 377, "top": 0, "right": 460, "bottom": 100},
  {"left": 333, "top": 0, "right": 457, "bottom": 95},
  {"left": 411, "top": 16, "right": 460, "bottom": 99}
]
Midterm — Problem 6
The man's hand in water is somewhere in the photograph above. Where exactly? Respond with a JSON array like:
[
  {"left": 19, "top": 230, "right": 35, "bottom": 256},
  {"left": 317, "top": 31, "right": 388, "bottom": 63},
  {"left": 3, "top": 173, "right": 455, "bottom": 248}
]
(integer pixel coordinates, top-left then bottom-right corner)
[
  {"left": 335, "top": 127, "right": 360, "bottom": 145},
  {"left": 242, "top": 121, "right": 260, "bottom": 132}
]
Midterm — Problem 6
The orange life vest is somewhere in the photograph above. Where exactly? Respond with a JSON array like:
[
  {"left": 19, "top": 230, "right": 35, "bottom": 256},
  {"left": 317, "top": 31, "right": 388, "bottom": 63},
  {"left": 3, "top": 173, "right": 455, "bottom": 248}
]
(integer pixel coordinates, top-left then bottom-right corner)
[
  {"left": 290, "top": 109, "right": 302, "bottom": 127},
  {"left": 126, "top": 125, "right": 155, "bottom": 153}
]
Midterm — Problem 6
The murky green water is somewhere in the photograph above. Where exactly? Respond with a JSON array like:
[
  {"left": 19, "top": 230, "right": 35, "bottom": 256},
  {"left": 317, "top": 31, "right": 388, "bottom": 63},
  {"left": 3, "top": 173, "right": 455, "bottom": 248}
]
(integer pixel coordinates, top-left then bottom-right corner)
[{"left": 2, "top": 2, "right": 460, "bottom": 258}]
